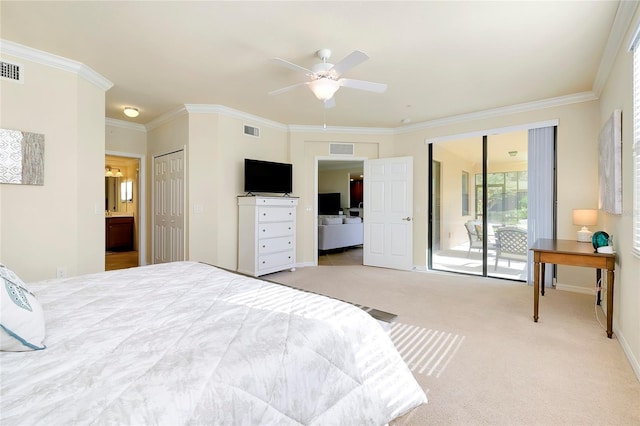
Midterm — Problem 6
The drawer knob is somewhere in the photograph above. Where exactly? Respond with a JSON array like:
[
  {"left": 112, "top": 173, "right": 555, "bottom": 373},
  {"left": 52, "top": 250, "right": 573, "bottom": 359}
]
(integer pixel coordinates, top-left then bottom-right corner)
[
  {"left": 262, "top": 245, "right": 266, "bottom": 248},
  {"left": 262, "top": 229, "right": 266, "bottom": 232},
  {"left": 263, "top": 213, "right": 266, "bottom": 216}
]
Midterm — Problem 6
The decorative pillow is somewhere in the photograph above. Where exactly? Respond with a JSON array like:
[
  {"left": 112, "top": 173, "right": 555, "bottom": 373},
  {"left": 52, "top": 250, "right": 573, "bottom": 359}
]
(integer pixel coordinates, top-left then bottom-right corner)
[
  {"left": 343, "top": 217, "right": 362, "bottom": 224},
  {"left": 0, "top": 264, "right": 46, "bottom": 351},
  {"left": 322, "top": 217, "right": 343, "bottom": 225},
  {"left": 474, "top": 224, "right": 483, "bottom": 241}
]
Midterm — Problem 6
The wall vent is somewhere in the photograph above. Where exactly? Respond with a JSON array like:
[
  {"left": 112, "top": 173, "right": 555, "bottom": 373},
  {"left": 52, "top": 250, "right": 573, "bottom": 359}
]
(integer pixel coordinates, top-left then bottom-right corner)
[
  {"left": 244, "top": 124, "right": 260, "bottom": 138},
  {"left": 1, "top": 60, "right": 23, "bottom": 83},
  {"left": 329, "top": 143, "right": 354, "bottom": 156}
]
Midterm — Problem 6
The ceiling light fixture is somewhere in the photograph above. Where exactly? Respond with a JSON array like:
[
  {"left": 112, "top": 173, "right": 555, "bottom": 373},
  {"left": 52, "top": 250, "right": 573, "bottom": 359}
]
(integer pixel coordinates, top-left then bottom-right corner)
[
  {"left": 123, "top": 107, "right": 139, "bottom": 118},
  {"left": 309, "top": 78, "right": 340, "bottom": 101},
  {"left": 508, "top": 151, "right": 518, "bottom": 157}
]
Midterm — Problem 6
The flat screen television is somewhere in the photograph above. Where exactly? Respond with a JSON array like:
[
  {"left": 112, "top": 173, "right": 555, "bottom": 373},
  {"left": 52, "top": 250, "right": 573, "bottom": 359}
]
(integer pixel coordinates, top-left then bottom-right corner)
[
  {"left": 244, "top": 158, "right": 293, "bottom": 195},
  {"left": 318, "top": 193, "right": 341, "bottom": 215}
]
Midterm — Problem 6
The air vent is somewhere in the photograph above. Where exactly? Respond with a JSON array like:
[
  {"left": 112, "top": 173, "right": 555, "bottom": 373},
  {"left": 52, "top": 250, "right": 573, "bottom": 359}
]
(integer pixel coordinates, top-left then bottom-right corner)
[
  {"left": 329, "top": 143, "right": 354, "bottom": 156},
  {"left": 244, "top": 124, "right": 260, "bottom": 138},
  {"left": 1, "top": 60, "right": 23, "bottom": 83}
]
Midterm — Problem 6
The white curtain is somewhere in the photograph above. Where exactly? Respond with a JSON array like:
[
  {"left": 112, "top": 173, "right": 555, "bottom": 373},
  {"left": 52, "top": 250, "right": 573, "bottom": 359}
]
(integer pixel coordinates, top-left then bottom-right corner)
[{"left": 527, "top": 126, "right": 556, "bottom": 286}]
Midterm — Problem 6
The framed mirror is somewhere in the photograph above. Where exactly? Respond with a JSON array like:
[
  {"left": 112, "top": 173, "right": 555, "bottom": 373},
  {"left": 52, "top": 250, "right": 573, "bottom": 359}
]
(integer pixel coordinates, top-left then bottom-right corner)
[{"left": 105, "top": 176, "right": 120, "bottom": 212}]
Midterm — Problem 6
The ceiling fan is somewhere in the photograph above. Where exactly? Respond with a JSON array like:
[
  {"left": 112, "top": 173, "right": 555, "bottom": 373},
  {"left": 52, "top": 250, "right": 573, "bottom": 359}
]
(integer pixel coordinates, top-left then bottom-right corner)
[{"left": 268, "top": 49, "right": 387, "bottom": 108}]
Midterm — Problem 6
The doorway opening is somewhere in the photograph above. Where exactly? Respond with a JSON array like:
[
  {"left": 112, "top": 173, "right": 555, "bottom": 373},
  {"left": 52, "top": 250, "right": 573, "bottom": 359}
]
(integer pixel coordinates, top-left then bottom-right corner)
[
  {"left": 315, "top": 157, "right": 365, "bottom": 266},
  {"left": 105, "top": 152, "right": 146, "bottom": 270}
]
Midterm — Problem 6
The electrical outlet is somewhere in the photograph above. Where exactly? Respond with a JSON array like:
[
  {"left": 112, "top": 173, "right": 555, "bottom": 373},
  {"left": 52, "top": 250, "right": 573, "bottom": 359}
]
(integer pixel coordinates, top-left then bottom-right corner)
[{"left": 56, "top": 266, "right": 67, "bottom": 278}]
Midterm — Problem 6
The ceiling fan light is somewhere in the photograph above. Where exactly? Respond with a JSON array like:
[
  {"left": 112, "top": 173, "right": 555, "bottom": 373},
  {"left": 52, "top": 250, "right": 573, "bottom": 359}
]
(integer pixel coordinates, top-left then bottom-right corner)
[
  {"left": 123, "top": 107, "right": 139, "bottom": 118},
  {"left": 309, "top": 79, "right": 340, "bottom": 101}
]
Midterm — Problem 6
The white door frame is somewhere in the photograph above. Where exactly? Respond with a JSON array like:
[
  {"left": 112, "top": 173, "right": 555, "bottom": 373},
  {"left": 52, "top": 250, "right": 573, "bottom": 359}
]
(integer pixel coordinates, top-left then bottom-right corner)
[
  {"left": 314, "top": 155, "right": 368, "bottom": 266},
  {"left": 152, "top": 147, "right": 187, "bottom": 264},
  {"left": 106, "top": 150, "right": 147, "bottom": 266}
]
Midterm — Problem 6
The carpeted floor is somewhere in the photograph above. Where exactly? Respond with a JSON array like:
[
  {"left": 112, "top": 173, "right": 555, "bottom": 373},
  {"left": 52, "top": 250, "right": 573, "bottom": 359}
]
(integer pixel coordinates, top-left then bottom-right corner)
[{"left": 268, "top": 252, "right": 640, "bottom": 426}]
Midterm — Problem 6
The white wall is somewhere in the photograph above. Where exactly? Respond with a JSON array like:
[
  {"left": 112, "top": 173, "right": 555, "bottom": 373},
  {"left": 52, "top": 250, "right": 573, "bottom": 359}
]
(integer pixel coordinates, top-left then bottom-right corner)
[
  {"left": 0, "top": 53, "right": 108, "bottom": 281},
  {"left": 597, "top": 8, "right": 640, "bottom": 378}
]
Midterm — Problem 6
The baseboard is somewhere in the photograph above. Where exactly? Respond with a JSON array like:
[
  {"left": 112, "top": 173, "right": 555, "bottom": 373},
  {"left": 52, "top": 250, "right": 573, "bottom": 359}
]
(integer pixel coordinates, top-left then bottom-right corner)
[
  {"left": 615, "top": 325, "right": 640, "bottom": 382},
  {"left": 295, "top": 261, "right": 315, "bottom": 269},
  {"left": 555, "top": 282, "right": 597, "bottom": 295}
]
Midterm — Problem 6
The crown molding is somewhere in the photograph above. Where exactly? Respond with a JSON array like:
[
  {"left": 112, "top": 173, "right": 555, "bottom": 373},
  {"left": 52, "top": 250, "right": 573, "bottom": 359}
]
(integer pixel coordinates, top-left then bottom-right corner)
[
  {"left": 105, "top": 117, "right": 147, "bottom": 132},
  {"left": 0, "top": 39, "right": 113, "bottom": 91},
  {"left": 144, "top": 105, "right": 189, "bottom": 132},
  {"left": 592, "top": 0, "right": 640, "bottom": 95},
  {"left": 395, "top": 91, "right": 598, "bottom": 134},
  {"left": 185, "top": 104, "right": 289, "bottom": 131}
]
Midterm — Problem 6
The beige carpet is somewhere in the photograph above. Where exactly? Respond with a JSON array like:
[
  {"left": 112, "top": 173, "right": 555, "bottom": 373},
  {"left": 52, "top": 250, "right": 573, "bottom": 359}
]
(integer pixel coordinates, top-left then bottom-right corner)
[{"left": 268, "top": 252, "right": 640, "bottom": 425}]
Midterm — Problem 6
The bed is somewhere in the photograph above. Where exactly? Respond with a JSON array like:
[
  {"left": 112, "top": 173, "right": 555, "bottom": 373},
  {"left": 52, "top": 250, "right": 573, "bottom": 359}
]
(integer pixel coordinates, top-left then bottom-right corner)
[{"left": 1, "top": 261, "right": 426, "bottom": 425}]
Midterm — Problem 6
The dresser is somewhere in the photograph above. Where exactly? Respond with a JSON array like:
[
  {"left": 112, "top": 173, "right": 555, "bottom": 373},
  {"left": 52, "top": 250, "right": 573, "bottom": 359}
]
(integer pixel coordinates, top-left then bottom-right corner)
[{"left": 237, "top": 196, "right": 298, "bottom": 277}]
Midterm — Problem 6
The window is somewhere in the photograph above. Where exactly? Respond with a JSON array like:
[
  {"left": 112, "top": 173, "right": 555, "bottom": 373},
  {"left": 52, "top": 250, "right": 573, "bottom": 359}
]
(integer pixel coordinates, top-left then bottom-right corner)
[
  {"left": 475, "top": 171, "right": 528, "bottom": 225},
  {"left": 461, "top": 171, "right": 469, "bottom": 215},
  {"left": 633, "top": 30, "right": 640, "bottom": 256},
  {"left": 120, "top": 181, "right": 133, "bottom": 203}
]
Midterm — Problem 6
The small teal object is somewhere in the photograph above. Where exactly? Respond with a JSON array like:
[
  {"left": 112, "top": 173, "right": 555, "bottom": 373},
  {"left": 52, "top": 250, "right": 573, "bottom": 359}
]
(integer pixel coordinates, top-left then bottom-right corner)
[{"left": 592, "top": 231, "right": 609, "bottom": 250}]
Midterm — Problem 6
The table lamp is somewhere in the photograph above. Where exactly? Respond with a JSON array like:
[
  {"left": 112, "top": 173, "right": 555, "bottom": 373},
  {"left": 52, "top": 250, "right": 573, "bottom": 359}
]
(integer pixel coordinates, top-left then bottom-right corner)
[{"left": 572, "top": 209, "right": 598, "bottom": 242}]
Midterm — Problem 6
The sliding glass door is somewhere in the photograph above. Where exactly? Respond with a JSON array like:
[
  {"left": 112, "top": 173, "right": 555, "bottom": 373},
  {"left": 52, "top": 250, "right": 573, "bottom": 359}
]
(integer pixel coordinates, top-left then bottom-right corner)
[{"left": 429, "top": 130, "right": 534, "bottom": 281}]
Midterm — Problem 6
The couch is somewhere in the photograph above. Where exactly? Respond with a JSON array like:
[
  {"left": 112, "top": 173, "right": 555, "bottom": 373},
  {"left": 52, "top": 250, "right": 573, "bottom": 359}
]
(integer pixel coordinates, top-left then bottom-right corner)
[{"left": 318, "top": 216, "right": 363, "bottom": 251}]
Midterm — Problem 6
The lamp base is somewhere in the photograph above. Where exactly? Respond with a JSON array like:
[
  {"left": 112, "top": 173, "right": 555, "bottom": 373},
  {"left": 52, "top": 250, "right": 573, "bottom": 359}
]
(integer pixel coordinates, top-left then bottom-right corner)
[{"left": 576, "top": 229, "right": 593, "bottom": 243}]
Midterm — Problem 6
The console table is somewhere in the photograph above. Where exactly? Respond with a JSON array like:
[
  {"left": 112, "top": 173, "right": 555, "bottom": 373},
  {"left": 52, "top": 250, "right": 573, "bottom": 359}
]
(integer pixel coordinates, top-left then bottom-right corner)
[{"left": 531, "top": 238, "right": 616, "bottom": 338}]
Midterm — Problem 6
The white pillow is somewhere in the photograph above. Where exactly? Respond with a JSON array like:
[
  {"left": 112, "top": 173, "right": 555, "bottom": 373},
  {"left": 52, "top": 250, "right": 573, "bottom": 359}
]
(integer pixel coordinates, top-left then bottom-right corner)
[
  {"left": 343, "top": 217, "right": 362, "bottom": 224},
  {"left": 0, "top": 264, "right": 46, "bottom": 351},
  {"left": 322, "top": 217, "right": 343, "bottom": 225}
]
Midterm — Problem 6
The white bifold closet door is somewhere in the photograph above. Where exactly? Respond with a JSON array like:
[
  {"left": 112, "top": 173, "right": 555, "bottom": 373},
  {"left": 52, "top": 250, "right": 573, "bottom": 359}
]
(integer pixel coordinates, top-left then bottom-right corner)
[{"left": 153, "top": 149, "right": 185, "bottom": 264}]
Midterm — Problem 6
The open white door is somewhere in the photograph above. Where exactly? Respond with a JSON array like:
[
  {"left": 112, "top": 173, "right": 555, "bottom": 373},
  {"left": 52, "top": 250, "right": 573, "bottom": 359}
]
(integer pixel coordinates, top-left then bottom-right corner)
[{"left": 363, "top": 156, "right": 413, "bottom": 270}]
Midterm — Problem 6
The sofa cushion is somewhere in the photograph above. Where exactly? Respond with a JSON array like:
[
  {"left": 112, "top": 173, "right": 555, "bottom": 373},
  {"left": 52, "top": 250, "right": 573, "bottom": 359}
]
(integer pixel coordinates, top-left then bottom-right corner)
[
  {"left": 343, "top": 217, "right": 362, "bottom": 224},
  {"left": 322, "top": 217, "right": 343, "bottom": 225}
]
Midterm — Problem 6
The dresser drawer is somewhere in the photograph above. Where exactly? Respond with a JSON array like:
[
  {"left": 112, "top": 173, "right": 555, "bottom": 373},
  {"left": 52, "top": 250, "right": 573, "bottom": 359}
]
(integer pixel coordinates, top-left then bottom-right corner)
[
  {"left": 258, "top": 250, "right": 294, "bottom": 271},
  {"left": 259, "top": 222, "right": 294, "bottom": 238},
  {"left": 258, "top": 236, "right": 294, "bottom": 254},
  {"left": 258, "top": 206, "right": 294, "bottom": 223}
]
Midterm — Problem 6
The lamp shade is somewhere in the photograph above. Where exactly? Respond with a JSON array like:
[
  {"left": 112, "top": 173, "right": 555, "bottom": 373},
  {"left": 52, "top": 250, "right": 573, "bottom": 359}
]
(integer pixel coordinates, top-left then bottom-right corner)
[
  {"left": 572, "top": 209, "right": 598, "bottom": 226},
  {"left": 309, "top": 78, "right": 340, "bottom": 101}
]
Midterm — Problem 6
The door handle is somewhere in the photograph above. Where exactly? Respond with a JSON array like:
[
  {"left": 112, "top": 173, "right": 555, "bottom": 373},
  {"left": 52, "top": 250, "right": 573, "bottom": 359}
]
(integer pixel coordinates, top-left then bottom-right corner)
[{"left": 402, "top": 217, "right": 412, "bottom": 221}]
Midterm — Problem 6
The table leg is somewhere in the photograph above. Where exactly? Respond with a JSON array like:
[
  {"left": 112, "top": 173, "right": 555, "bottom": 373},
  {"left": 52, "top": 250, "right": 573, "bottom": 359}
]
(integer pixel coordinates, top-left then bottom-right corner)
[
  {"left": 607, "top": 268, "right": 614, "bottom": 338},
  {"left": 540, "top": 263, "right": 545, "bottom": 296},
  {"left": 533, "top": 260, "right": 540, "bottom": 322},
  {"left": 596, "top": 269, "right": 602, "bottom": 306}
]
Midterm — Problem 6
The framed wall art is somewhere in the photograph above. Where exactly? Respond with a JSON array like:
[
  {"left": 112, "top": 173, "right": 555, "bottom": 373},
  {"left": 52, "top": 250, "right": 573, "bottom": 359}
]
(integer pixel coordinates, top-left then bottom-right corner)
[
  {"left": 0, "top": 128, "right": 45, "bottom": 185},
  {"left": 598, "top": 109, "right": 622, "bottom": 215}
]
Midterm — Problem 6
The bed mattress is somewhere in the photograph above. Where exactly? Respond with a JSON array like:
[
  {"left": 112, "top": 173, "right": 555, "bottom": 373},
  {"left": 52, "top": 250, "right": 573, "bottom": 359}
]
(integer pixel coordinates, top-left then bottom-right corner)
[{"left": 1, "top": 261, "right": 426, "bottom": 425}]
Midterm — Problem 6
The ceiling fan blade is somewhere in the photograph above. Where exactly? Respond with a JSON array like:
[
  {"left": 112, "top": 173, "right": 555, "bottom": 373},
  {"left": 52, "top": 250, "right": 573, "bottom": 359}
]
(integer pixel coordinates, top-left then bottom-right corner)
[
  {"left": 268, "top": 82, "right": 308, "bottom": 96},
  {"left": 330, "top": 50, "right": 369, "bottom": 77},
  {"left": 271, "top": 57, "right": 313, "bottom": 75},
  {"left": 339, "top": 78, "right": 387, "bottom": 93},
  {"left": 324, "top": 97, "right": 336, "bottom": 109}
]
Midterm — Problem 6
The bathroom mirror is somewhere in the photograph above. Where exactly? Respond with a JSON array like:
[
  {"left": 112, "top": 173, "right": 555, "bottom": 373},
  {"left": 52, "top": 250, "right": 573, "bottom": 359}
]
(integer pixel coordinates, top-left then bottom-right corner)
[{"left": 105, "top": 176, "right": 120, "bottom": 212}]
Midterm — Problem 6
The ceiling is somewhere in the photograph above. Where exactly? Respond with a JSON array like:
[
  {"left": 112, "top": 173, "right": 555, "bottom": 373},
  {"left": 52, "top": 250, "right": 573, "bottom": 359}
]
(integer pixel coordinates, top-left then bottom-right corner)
[{"left": 0, "top": 1, "right": 626, "bottom": 128}]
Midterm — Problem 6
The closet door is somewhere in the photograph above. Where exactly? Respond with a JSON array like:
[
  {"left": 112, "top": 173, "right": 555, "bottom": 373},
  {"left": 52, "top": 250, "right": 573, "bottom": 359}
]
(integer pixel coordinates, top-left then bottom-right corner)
[{"left": 153, "top": 150, "right": 185, "bottom": 264}]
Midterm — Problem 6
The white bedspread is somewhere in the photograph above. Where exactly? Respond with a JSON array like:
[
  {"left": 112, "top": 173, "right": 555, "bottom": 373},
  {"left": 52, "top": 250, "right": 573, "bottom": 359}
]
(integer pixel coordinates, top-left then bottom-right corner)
[{"left": 1, "top": 261, "right": 426, "bottom": 425}]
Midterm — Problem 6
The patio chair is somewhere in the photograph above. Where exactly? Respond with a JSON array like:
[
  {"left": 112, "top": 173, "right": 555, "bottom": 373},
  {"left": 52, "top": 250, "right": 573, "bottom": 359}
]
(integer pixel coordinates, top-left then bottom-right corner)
[
  {"left": 464, "top": 220, "right": 483, "bottom": 256},
  {"left": 494, "top": 226, "right": 528, "bottom": 270}
]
